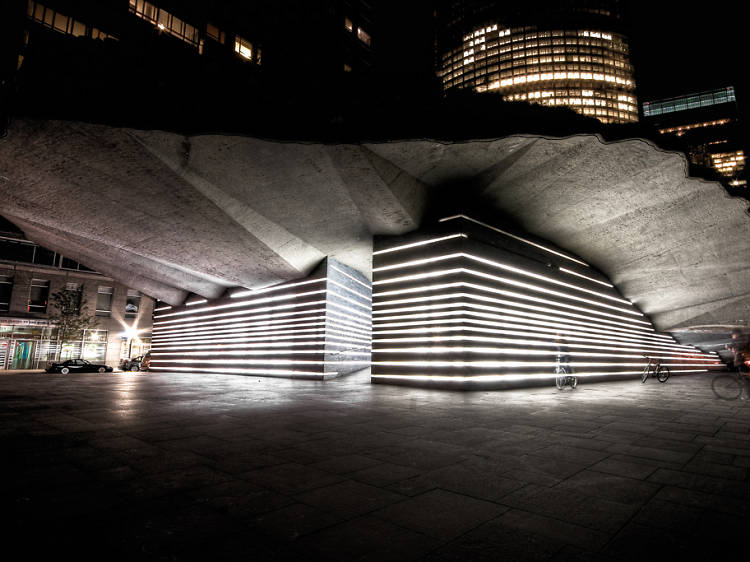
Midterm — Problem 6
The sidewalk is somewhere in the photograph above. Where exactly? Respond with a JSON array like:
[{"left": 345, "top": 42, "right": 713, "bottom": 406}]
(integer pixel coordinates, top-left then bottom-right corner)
[{"left": 2, "top": 370, "right": 748, "bottom": 561}]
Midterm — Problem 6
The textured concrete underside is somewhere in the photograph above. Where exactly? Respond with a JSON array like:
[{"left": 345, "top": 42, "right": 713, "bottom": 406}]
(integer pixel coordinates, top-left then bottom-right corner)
[{"left": 1, "top": 119, "right": 749, "bottom": 336}]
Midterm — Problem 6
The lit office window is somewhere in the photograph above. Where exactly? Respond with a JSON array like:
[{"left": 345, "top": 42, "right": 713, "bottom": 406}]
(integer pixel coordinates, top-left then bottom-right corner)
[
  {"left": 96, "top": 286, "right": 113, "bottom": 317},
  {"left": 344, "top": 18, "right": 354, "bottom": 32},
  {"left": 357, "top": 27, "right": 371, "bottom": 46},
  {"left": 710, "top": 150, "right": 745, "bottom": 176},
  {"left": 234, "top": 35, "right": 260, "bottom": 64},
  {"left": 26, "top": 0, "right": 115, "bottom": 40},
  {"left": 129, "top": 0, "right": 201, "bottom": 50},
  {"left": 28, "top": 279, "right": 50, "bottom": 313},
  {"left": 0, "top": 275, "right": 12, "bottom": 312}
]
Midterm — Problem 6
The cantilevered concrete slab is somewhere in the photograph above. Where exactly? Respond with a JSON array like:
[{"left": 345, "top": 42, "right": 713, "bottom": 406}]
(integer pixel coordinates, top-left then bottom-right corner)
[{"left": 1, "top": 119, "right": 749, "bottom": 341}]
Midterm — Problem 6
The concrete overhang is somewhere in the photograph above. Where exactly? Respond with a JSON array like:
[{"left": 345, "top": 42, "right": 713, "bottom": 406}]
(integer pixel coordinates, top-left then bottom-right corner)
[{"left": 1, "top": 119, "right": 749, "bottom": 342}]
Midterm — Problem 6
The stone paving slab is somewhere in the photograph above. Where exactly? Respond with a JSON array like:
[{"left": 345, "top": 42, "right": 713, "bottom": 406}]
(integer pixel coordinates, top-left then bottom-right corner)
[{"left": 2, "top": 370, "right": 750, "bottom": 561}]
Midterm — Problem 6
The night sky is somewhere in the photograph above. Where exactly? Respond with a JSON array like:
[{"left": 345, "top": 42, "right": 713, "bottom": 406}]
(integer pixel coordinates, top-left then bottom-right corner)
[{"left": 628, "top": 1, "right": 746, "bottom": 104}]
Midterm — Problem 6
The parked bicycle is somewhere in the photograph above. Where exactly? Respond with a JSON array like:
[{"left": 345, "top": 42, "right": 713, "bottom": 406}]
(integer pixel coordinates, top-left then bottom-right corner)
[
  {"left": 555, "top": 359, "right": 577, "bottom": 389},
  {"left": 641, "top": 355, "right": 670, "bottom": 383},
  {"left": 711, "top": 370, "right": 750, "bottom": 400}
]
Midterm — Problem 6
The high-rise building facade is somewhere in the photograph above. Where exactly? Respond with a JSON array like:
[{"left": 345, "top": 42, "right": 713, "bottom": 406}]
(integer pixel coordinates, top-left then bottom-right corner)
[
  {"left": 642, "top": 86, "right": 746, "bottom": 190},
  {"left": 435, "top": 0, "right": 638, "bottom": 124}
]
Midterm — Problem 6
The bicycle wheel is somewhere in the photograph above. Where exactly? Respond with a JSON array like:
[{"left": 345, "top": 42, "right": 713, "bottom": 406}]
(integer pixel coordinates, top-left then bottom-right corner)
[
  {"left": 712, "top": 374, "right": 743, "bottom": 400},
  {"left": 641, "top": 366, "right": 649, "bottom": 383},
  {"left": 555, "top": 375, "right": 566, "bottom": 389},
  {"left": 570, "top": 376, "right": 578, "bottom": 389},
  {"left": 657, "top": 365, "right": 670, "bottom": 383}
]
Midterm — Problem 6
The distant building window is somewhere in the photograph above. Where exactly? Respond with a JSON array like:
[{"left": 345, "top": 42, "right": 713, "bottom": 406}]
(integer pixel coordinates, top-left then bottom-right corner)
[
  {"left": 27, "top": 1, "right": 117, "bottom": 41},
  {"left": 343, "top": 63, "right": 352, "bottom": 72},
  {"left": 28, "top": 279, "right": 50, "bottom": 313},
  {"left": 129, "top": 0, "right": 201, "bottom": 50},
  {"left": 206, "top": 23, "right": 225, "bottom": 44},
  {"left": 125, "top": 290, "right": 141, "bottom": 318},
  {"left": 0, "top": 275, "right": 12, "bottom": 312},
  {"left": 96, "top": 286, "right": 113, "bottom": 317},
  {"left": 356, "top": 27, "right": 371, "bottom": 46},
  {"left": 234, "top": 35, "right": 260, "bottom": 64},
  {"left": 344, "top": 18, "right": 353, "bottom": 32}
]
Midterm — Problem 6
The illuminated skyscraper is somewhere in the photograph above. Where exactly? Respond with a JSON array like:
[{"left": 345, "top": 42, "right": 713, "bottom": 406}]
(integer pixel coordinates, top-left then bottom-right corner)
[
  {"left": 435, "top": 0, "right": 638, "bottom": 124},
  {"left": 642, "top": 86, "right": 746, "bottom": 190}
]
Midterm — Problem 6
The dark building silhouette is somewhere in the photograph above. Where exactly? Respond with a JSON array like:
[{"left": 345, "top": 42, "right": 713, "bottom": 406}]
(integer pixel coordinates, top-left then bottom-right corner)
[{"left": 434, "top": 0, "right": 637, "bottom": 124}]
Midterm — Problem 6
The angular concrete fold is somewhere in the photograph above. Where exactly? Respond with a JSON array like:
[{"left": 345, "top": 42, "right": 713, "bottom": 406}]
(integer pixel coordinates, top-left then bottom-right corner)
[{"left": 2, "top": 119, "right": 749, "bottom": 343}]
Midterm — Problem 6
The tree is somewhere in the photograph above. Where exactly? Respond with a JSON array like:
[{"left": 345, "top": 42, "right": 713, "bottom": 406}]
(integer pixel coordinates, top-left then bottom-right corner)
[{"left": 47, "top": 287, "right": 99, "bottom": 358}]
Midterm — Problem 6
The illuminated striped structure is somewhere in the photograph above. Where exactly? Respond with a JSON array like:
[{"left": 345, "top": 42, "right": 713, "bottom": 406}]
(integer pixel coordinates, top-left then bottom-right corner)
[
  {"left": 150, "top": 259, "right": 371, "bottom": 379},
  {"left": 371, "top": 215, "right": 721, "bottom": 388}
]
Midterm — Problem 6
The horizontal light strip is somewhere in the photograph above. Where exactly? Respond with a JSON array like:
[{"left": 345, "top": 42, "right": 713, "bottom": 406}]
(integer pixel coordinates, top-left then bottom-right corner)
[
  {"left": 372, "top": 347, "right": 718, "bottom": 361},
  {"left": 185, "top": 299, "right": 208, "bottom": 306},
  {"left": 374, "top": 252, "right": 628, "bottom": 304},
  {"left": 439, "top": 215, "right": 588, "bottom": 266},
  {"left": 373, "top": 293, "right": 653, "bottom": 334},
  {"left": 150, "top": 366, "right": 330, "bottom": 376},
  {"left": 329, "top": 264, "right": 372, "bottom": 291},
  {"left": 154, "top": 319, "right": 328, "bottom": 339},
  {"left": 154, "top": 306, "right": 328, "bottom": 331},
  {"left": 375, "top": 285, "right": 651, "bottom": 329},
  {"left": 375, "top": 283, "right": 649, "bottom": 329},
  {"left": 374, "top": 234, "right": 467, "bottom": 255},
  {"left": 154, "top": 305, "right": 173, "bottom": 311},
  {"left": 373, "top": 310, "right": 667, "bottom": 347},
  {"left": 372, "top": 360, "right": 716, "bottom": 368},
  {"left": 151, "top": 358, "right": 371, "bottom": 366},
  {"left": 371, "top": 335, "right": 716, "bottom": 358},
  {"left": 372, "top": 322, "right": 692, "bottom": 353},
  {"left": 371, "top": 369, "right": 709, "bottom": 384},
  {"left": 559, "top": 267, "right": 613, "bottom": 287},
  {"left": 230, "top": 277, "right": 326, "bottom": 299},
  {"left": 328, "top": 279, "right": 372, "bottom": 303},
  {"left": 155, "top": 350, "right": 371, "bottom": 357},
  {"left": 374, "top": 267, "right": 642, "bottom": 318},
  {"left": 155, "top": 291, "right": 327, "bottom": 324},
  {"left": 326, "top": 290, "right": 372, "bottom": 311}
]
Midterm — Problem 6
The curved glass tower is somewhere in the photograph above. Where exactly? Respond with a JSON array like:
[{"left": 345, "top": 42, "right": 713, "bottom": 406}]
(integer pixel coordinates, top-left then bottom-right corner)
[{"left": 436, "top": 0, "right": 638, "bottom": 124}]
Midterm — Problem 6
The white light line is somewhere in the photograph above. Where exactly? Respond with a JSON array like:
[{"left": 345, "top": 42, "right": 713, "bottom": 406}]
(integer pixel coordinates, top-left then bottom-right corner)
[
  {"left": 155, "top": 291, "right": 328, "bottom": 323},
  {"left": 329, "top": 264, "right": 372, "bottom": 291},
  {"left": 371, "top": 335, "right": 717, "bottom": 358},
  {"left": 328, "top": 279, "right": 372, "bottom": 302},
  {"left": 375, "top": 267, "right": 641, "bottom": 317},
  {"left": 185, "top": 299, "right": 208, "bottom": 306},
  {"left": 153, "top": 305, "right": 172, "bottom": 311},
  {"left": 372, "top": 360, "right": 717, "bottom": 368},
  {"left": 373, "top": 293, "right": 654, "bottom": 334},
  {"left": 371, "top": 369, "right": 709, "bottom": 383},
  {"left": 229, "top": 277, "right": 326, "bottom": 299},
  {"left": 374, "top": 252, "right": 627, "bottom": 304},
  {"left": 439, "top": 215, "right": 588, "bottom": 266},
  {"left": 374, "top": 234, "right": 467, "bottom": 255},
  {"left": 150, "top": 366, "right": 328, "bottom": 376},
  {"left": 375, "top": 281, "right": 650, "bottom": 326},
  {"left": 559, "top": 267, "right": 613, "bottom": 287}
]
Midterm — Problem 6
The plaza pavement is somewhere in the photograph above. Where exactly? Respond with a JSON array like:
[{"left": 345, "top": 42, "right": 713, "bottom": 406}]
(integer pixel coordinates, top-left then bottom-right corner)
[{"left": 2, "top": 369, "right": 749, "bottom": 561}]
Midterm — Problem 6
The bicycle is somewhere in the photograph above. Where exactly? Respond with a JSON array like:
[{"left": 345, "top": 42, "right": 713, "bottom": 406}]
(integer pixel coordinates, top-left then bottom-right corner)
[
  {"left": 711, "top": 369, "right": 750, "bottom": 400},
  {"left": 555, "top": 360, "right": 577, "bottom": 390},
  {"left": 641, "top": 355, "right": 670, "bottom": 383}
]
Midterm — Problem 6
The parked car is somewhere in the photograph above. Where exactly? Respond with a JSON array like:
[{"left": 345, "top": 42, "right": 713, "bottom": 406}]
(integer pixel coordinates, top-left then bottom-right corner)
[
  {"left": 120, "top": 355, "right": 144, "bottom": 371},
  {"left": 46, "top": 359, "right": 113, "bottom": 374}
]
